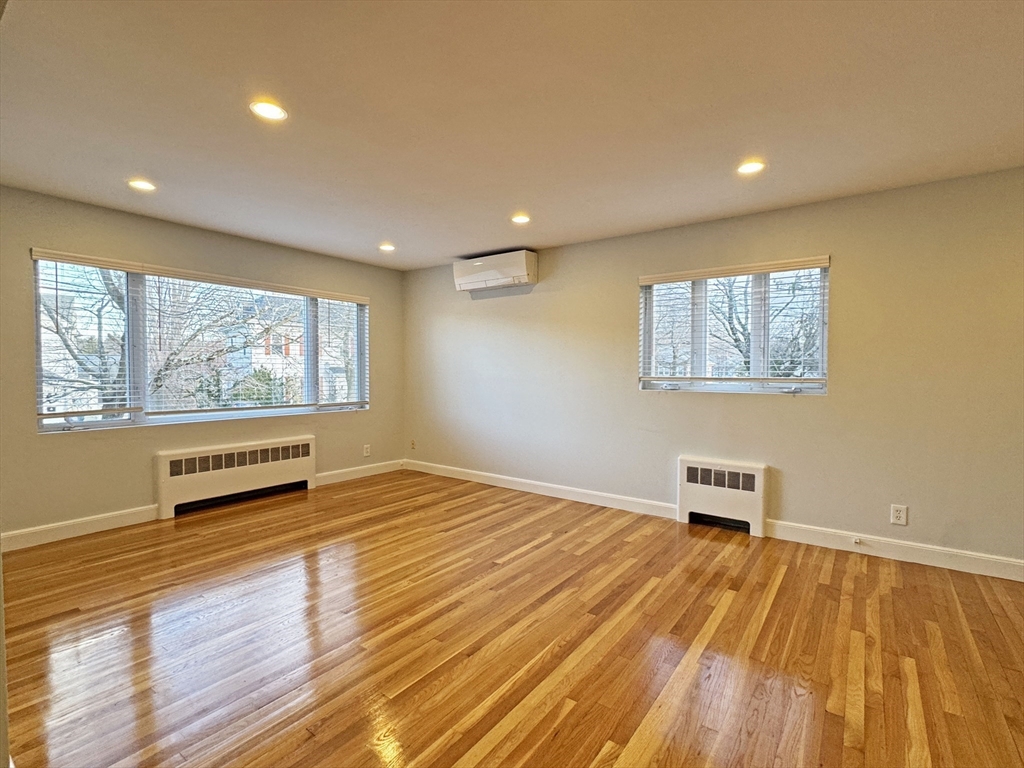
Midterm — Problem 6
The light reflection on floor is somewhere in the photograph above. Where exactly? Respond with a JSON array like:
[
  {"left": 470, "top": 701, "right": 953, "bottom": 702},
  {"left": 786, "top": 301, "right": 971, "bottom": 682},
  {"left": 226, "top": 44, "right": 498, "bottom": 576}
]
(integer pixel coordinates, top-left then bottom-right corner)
[
  {"left": 43, "top": 621, "right": 136, "bottom": 763},
  {"left": 638, "top": 633, "right": 807, "bottom": 767},
  {"left": 369, "top": 698, "right": 407, "bottom": 768},
  {"left": 37, "top": 542, "right": 363, "bottom": 766}
]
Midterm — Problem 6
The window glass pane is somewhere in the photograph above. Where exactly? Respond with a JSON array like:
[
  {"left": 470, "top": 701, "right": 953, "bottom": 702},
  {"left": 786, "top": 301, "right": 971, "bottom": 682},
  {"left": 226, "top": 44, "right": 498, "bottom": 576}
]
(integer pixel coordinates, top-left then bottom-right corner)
[
  {"left": 36, "top": 260, "right": 130, "bottom": 418},
  {"left": 145, "top": 276, "right": 306, "bottom": 411},
  {"left": 640, "top": 265, "right": 827, "bottom": 393},
  {"left": 768, "top": 269, "right": 825, "bottom": 377},
  {"left": 318, "top": 299, "right": 360, "bottom": 403},
  {"left": 651, "top": 282, "right": 692, "bottom": 376},
  {"left": 706, "top": 275, "right": 752, "bottom": 377}
]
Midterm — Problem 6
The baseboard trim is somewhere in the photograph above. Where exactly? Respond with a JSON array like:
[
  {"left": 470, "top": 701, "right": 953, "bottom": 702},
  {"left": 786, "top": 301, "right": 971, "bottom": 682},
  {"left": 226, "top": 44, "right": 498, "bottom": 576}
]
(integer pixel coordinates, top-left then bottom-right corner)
[
  {"left": 404, "top": 460, "right": 1022, "bottom": 582},
  {"left": 765, "top": 519, "right": 1024, "bottom": 582},
  {"left": 1, "top": 461, "right": 405, "bottom": 552},
  {"left": 316, "top": 460, "right": 405, "bottom": 486},
  {"left": 4, "top": 460, "right": 1019, "bottom": 582},
  {"left": 1, "top": 504, "right": 159, "bottom": 552},
  {"left": 402, "top": 460, "right": 677, "bottom": 519}
]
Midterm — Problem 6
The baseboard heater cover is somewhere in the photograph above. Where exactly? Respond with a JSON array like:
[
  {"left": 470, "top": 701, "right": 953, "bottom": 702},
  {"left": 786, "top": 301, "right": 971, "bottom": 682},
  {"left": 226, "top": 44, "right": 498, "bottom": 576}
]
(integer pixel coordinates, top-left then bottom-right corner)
[
  {"left": 678, "top": 455, "right": 767, "bottom": 537},
  {"left": 155, "top": 435, "right": 316, "bottom": 519}
]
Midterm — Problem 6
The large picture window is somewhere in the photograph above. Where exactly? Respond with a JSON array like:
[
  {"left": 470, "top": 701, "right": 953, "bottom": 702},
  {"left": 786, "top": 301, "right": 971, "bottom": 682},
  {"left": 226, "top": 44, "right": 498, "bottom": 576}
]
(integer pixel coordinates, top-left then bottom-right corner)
[
  {"left": 35, "top": 250, "right": 369, "bottom": 431},
  {"left": 639, "top": 257, "right": 829, "bottom": 394}
]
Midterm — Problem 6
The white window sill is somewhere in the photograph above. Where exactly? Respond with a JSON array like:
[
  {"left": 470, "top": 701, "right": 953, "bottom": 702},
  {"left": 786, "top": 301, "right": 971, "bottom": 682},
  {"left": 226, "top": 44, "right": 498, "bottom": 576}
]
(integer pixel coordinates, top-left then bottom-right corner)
[{"left": 640, "top": 379, "right": 826, "bottom": 395}]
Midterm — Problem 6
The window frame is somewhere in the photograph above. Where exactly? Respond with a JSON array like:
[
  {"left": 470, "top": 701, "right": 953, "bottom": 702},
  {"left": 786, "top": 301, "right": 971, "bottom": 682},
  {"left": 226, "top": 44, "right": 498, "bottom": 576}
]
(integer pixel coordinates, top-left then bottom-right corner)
[
  {"left": 33, "top": 248, "right": 370, "bottom": 432},
  {"left": 639, "top": 257, "right": 829, "bottom": 395}
]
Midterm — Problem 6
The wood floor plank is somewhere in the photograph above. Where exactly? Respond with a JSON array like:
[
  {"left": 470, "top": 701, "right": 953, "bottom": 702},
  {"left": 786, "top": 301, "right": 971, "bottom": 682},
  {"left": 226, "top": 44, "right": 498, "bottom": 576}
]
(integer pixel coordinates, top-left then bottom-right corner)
[
  {"left": 901, "top": 656, "right": 935, "bottom": 768},
  {"left": 612, "top": 590, "right": 735, "bottom": 767},
  {"left": 2, "top": 470, "right": 1021, "bottom": 767}
]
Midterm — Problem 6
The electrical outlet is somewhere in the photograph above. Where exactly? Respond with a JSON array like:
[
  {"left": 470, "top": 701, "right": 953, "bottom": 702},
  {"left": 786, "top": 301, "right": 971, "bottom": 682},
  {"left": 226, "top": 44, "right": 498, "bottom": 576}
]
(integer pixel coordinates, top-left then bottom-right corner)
[
  {"left": 363, "top": 444, "right": 371, "bottom": 457},
  {"left": 410, "top": 439, "right": 416, "bottom": 450},
  {"left": 890, "top": 504, "right": 907, "bottom": 526}
]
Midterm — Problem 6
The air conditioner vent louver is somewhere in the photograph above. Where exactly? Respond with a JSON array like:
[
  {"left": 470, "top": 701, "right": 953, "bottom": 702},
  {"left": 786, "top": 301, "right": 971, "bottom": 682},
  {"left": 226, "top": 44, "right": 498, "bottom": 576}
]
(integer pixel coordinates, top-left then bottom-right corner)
[
  {"left": 678, "top": 456, "right": 767, "bottom": 537},
  {"left": 156, "top": 436, "right": 316, "bottom": 519}
]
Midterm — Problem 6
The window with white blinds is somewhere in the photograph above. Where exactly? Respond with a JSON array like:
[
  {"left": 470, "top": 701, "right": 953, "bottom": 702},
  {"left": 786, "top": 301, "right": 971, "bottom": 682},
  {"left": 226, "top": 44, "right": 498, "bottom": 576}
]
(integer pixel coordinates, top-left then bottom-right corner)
[
  {"left": 34, "top": 251, "right": 369, "bottom": 430},
  {"left": 639, "top": 257, "right": 829, "bottom": 394}
]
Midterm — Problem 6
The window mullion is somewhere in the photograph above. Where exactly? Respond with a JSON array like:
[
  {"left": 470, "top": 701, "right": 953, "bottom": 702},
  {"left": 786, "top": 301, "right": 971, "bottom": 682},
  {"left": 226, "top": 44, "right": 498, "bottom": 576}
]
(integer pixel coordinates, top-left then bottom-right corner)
[
  {"left": 691, "top": 279, "right": 707, "bottom": 377},
  {"left": 305, "top": 296, "right": 319, "bottom": 405},
  {"left": 127, "top": 272, "right": 148, "bottom": 423},
  {"left": 750, "top": 273, "right": 769, "bottom": 378}
]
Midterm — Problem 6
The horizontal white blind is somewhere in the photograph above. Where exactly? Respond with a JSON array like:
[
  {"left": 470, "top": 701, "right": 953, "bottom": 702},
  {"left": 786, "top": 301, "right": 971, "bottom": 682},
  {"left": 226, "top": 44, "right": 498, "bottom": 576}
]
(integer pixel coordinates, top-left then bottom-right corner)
[
  {"left": 639, "top": 264, "right": 829, "bottom": 394},
  {"left": 766, "top": 269, "right": 827, "bottom": 378},
  {"left": 639, "top": 254, "right": 830, "bottom": 286},
  {"left": 35, "top": 253, "right": 370, "bottom": 428},
  {"left": 30, "top": 247, "right": 370, "bottom": 305},
  {"left": 35, "top": 259, "right": 140, "bottom": 419},
  {"left": 317, "top": 299, "right": 369, "bottom": 407},
  {"left": 144, "top": 273, "right": 312, "bottom": 413}
]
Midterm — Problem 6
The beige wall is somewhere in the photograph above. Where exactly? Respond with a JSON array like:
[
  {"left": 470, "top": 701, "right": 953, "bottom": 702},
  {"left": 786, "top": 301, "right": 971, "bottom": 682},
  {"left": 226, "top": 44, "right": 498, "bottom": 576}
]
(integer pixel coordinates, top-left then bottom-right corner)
[
  {"left": 0, "top": 186, "right": 404, "bottom": 533},
  {"left": 404, "top": 169, "right": 1024, "bottom": 561},
  {"left": 3, "top": 171, "right": 1022, "bottom": 562}
]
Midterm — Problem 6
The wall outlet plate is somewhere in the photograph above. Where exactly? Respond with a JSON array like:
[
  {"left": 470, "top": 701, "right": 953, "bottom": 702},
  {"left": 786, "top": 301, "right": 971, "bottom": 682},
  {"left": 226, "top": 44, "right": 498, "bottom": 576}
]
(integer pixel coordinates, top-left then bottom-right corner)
[
  {"left": 891, "top": 504, "right": 908, "bottom": 525},
  {"left": 363, "top": 444, "right": 371, "bottom": 457}
]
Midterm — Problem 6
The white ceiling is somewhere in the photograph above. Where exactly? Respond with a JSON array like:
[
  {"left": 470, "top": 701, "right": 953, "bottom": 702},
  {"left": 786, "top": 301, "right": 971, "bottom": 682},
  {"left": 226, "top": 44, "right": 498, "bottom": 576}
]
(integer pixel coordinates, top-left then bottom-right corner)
[{"left": 1, "top": 1, "right": 1021, "bottom": 270}]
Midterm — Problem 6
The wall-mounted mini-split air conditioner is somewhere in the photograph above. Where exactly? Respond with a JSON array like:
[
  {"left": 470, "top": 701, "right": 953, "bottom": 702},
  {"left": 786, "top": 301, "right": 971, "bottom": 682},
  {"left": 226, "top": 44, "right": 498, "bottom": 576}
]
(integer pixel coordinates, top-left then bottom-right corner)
[{"left": 453, "top": 250, "right": 538, "bottom": 292}]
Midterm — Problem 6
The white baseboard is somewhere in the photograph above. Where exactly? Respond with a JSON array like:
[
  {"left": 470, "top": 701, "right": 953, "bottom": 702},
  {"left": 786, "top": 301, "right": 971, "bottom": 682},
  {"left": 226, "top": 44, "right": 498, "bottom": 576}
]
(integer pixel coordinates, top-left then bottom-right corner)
[
  {"left": 316, "top": 460, "right": 405, "bottom": 486},
  {"left": 765, "top": 519, "right": 1024, "bottom": 582},
  {"left": 403, "top": 461, "right": 1022, "bottom": 582},
  {"left": 1, "top": 504, "right": 159, "bottom": 552},
  {"left": 1, "top": 460, "right": 404, "bottom": 552},
  {"left": 402, "top": 460, "right": 677, "bottom": 519},
  {"left": 4, "top": 460, "right": 1020, "bottom": 583}
]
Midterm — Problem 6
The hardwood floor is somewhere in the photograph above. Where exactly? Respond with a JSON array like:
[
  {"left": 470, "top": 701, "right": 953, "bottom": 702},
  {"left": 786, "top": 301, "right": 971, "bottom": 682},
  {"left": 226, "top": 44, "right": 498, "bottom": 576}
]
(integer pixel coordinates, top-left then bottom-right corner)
[{"left": 3, "top": 470, "right": 1022, "bottom": 767}]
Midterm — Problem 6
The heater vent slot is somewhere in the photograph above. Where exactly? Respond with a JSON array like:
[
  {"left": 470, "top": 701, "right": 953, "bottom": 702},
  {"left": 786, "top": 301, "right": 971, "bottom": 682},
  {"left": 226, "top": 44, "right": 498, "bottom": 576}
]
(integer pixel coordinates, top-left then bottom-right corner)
[
  {"left": 688, "top": 511, "right": 751, "bottom": 534},
  {"left": 685, "top": 464, "right": 756, "bottom": 492},
  {"left": 168, "top": 443, "right": 309, "bottom": 477},
  {"left": 174, "top": 481, "right": 309, "bottom": 516}
]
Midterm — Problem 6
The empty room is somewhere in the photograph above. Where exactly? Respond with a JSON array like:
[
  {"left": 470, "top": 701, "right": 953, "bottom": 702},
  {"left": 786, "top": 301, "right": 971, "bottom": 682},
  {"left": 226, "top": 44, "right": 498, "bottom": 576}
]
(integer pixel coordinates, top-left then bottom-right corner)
[{"left": 0, "top": 1, "right": 1022, "bottom": 767}]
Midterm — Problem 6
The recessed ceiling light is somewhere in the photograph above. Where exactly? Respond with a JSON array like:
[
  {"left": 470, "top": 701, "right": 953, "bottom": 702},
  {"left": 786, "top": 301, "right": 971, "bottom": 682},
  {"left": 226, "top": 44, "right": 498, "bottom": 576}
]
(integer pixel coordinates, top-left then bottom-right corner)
[
  {"left": 511, "top": 213, "right": 531, "bottom": 225},
  {"left": 737, "top": 160, "right": 766, "bottom": 175},
  {"left": 249, "top": 101, "right": 288, "bottom": 121},
  {"left": 127, "top": 178, "right": 156, "bottom": 192},
  {"left": 379, "top": 242, "right": 396, "bottom": 252}
]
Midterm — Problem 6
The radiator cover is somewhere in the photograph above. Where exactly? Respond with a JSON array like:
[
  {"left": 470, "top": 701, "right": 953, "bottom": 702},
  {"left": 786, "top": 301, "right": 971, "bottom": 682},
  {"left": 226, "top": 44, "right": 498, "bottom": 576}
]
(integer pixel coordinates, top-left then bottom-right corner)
[
  {"left": 155, "top": 435, "right": 317, "bottom": 519},
  {"left": 678, "top": 455, "right": 767, "bottom": 537}
]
